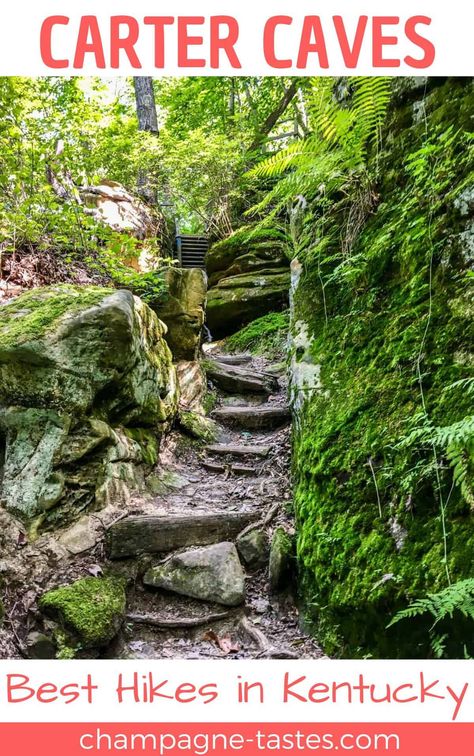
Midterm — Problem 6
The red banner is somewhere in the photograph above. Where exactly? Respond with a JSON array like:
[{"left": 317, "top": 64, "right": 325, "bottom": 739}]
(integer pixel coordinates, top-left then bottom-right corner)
[{"left": 0, "top": 723, "right": 473, "bottom": 755}]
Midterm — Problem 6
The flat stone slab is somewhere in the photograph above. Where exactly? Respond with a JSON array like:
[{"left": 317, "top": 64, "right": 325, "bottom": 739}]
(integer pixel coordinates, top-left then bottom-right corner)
[
  {"left": 144, "top": 542, "right": 245, "bottom": 606},
  {"left": 212, "top": 405, "right": 290, "bottom": 430},
  {"left": 205, "top": 444, "right": 271, "bottom": 458},
  {"left": 108, "top": 511, "right": 259, "bottom": 559},
  {"left": 206, "top": 360, "right": 278, "bottom": 395},
  {"left": 231, "top": 464, "right": 256, "bottom": 477},
  {"left": 213, "top": 354, "right": 252, "bottom": 365},
  {"left": 201, "top": 460, "right": 226, "bottom": 474}
]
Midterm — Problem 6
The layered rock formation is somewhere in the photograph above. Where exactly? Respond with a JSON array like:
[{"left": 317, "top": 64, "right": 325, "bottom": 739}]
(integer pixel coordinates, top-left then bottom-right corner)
[
  {"left": 80, "top": 180, "right": 157, "bottom": 240},
  {"left": 205, "top": 242, "right": 290, "bottom": 339}
]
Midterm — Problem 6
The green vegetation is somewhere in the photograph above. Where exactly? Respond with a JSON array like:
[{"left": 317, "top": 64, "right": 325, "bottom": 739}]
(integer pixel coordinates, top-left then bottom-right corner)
[
  {"left": 388, "top": 578, "right": 474, "bottom": 658},
  {"left": 287, "top": 79, "right": 474, "bottom": 658},
  {"left": 40, "top": 577, "right": 126, "bottom": 648},
  {"left": 0, "top": 284, "right": 111, "bottom": 348},
  {"left": 178, "top": 409, "right": 218, "bottom": 444},
  {"left": 1, "top": 74, "right": 473, "bottom": 659},
  {"left": 225, "top": 311, "right": 290, "bottom": 358}
]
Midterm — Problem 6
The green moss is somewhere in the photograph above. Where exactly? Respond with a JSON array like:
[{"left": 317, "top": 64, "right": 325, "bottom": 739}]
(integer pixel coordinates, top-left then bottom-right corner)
[
  {"left": 178, "top": 410, "right": 218, "bottom": 443},
  {"left": 0, "top": 284, "right": 112, "bottom": 350},
  {"left": 269, "top": 527, "right": 295, "bottom": 591},
  {"left": 124, "top": 428, "right": 159, "bottom": 466},
  {"left": 225, "top": 311, "right": 290, "bottom": 359},
  {"left": 292, "top": 79, "right": 474, "bottom": 658},
  {"left": 39, "top": 576, "right": 126, "bottom": 648},
  {"left": 202, "top": 389, "right": 218, "bottom": 415}
]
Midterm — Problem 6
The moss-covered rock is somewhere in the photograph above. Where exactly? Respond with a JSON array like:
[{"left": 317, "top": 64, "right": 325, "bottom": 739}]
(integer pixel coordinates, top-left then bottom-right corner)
[
  {"left": 39, "top": 576, "right": 126, "bottom": 648},
  {"left": 290, "top": 78, "right": 474, "bottom": 658},
  {"left": 206, "top": 269, "right": 290, "bottom": 339},
  {"left": 178, "top": 410, "right": 218, "bottom": 443},
  {"left": 0, "top": 285, "right": 178, "bottom": 523},
  {"left": 153, "top": 268, "right": 207, "bottom": 360},
  {"left": 269, "top": 527, "right": 294, "bottom": 591},
  {"left": 225, "top": 311, "right": 290, "bottom": 359}
]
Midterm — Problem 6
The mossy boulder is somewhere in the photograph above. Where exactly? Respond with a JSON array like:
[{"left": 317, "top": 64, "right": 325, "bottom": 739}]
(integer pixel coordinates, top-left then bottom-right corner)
[
  {"left": 0, "top": 285, "right": 177, "bottom": 419},
  {"left": 0, "top": 285, "right": 178, "bottom": 522},
  {"left": 39, "top": 576, "right": 126, "bottom": 648},
  {"left": 206, "top": 269, "right": 290, "bottom": 339},
  {"left": 154, "top": 268, "right": 207, "bottom": 360},
  {"left": 208, "top": 250, "right": 287, "bottom": 287},
  {"left": 178, "top": 410, "right": 218, "bottom": 443}
]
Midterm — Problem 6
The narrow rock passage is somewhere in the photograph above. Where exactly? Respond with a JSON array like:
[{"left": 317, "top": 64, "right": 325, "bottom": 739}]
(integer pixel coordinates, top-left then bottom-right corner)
[{"left": 109, "top": 350, "right": 322, "bottom": 660}]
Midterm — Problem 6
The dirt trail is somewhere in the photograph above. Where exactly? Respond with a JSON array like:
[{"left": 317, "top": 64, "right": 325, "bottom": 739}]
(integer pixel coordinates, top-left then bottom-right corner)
[{"left": 110, "top": 350, "right": 322, "bottom": 660}]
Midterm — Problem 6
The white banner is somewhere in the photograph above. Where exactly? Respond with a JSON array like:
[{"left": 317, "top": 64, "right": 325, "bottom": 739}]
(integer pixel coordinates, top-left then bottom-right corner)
[
  {"left": 0, "top": 0, "right": 472, "bottom": 76},
  {"left": 0, "top": 659, "right": 473, "bottom": 722}
]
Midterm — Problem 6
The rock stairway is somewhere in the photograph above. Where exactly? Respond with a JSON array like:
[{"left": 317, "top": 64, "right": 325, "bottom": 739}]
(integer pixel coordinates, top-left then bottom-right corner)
[{"left": 106, "top": 350, "right": 321, "bottom": 660}]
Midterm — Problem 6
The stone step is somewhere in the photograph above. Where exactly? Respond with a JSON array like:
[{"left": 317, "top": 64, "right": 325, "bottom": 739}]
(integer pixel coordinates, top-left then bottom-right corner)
[
  {"left": 212, "top": 405, "right": 291, "bottom": 430},
  {"left": 201, "top": 460, "right": 226, "bottom": 474},
  {"left": 108, "top": 511, "right": 259, "bottom": 559},
  {"left": 205, "top": 443, "right": 271, "bottom": 459},
  {"left": 206, "top": 360, "right": 278, "bottom": 395},
  {"left": 213, "top": 354, "right": 252, "bottom": 365},
  {"left": 231, "top": 464, "right": 256, "bottom": 477}
]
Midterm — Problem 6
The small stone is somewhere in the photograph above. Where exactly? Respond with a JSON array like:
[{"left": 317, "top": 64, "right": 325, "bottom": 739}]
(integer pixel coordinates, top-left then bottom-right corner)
[
  {"left": 59, "top": 515, "right": 102, "bottom": 555},
  {"left": 144, "top": 542, "right": 245, "bottom": 606},
  {"left": 237, "top": 528, "right": 269, "bottom": 568},
  {"left": 269, "top": 527, "right": 294, "bottom": 591},
  {"left": 26, "top": 632, "right": 56, "bottom": 659}
]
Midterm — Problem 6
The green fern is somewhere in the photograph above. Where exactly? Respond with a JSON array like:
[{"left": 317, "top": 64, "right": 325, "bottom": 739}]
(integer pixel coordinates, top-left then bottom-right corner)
[
  {"left": 398, "top": 412, "right": 474, "bottom": 508},
  {"left": 244, "top": 77, "right": 390, "bottom": 261},
  {"left": 388, "top": 579, "right": 474, "bottom": 628}
]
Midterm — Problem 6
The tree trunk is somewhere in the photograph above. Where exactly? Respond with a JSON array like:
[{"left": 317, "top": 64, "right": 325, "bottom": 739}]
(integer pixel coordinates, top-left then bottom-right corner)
[
  {"left": 133, "top": 77, "right": 159, "bottom": 203},
  {"left": 248, "top": 79, "right": 299, "bottom": 154},
  {"left": 133, "top": 76, "right": 159, "bottom": 135}
]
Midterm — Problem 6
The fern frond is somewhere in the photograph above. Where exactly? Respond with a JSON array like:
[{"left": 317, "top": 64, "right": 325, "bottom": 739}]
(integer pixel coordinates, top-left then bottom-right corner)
[{"left": 388, "top": 579, "right": 474, "bottom": 632}]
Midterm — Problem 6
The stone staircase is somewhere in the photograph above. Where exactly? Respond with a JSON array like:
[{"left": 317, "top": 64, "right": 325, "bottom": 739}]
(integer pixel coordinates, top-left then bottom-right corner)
[{"left": 106, "top": 353, "right": 320, "bottom": 660}]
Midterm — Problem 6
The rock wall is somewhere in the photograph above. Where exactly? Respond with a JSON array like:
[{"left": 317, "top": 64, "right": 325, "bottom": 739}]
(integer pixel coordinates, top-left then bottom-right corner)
[
  {"left": 0, "top": 285, "right": 178, "bottom": 529},
  {"left": 290, "top": 78, "right": 474, "bottom": 657}
]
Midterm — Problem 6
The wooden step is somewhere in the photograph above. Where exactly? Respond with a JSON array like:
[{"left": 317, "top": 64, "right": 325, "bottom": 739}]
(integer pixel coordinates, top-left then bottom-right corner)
[
  {"left": 108, "top": 511, "right": 258, "bottom": 559},
  {"left": 212, "top": 405, "right": 291, "bottom": 430},
  {"left": 206, "top": 360, "right": 278, "bottom": 395},
  {"left": 205, "top": 443, "right": 271, "bottom": 458}
]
